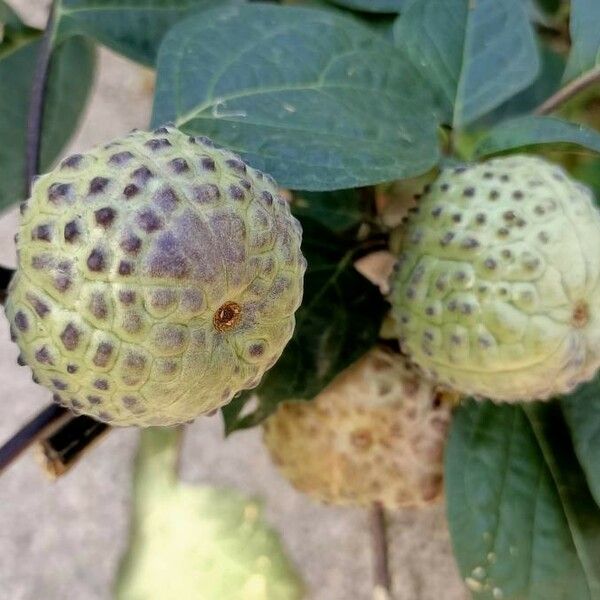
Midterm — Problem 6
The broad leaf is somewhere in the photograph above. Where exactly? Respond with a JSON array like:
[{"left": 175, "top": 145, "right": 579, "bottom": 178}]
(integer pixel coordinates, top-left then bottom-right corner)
[
  {"left": 446, "top": 400, "right": 600, "bottom": 600},
  {"left": 222, "top": 216, "right": 386, "bottom": 432},
  {"left": 393, "top": 0, "right": 540, "bottom": 128},
  {"left": 0, "top": 0, "right": 20, "bottom": 28},
  {"left": 325, "top": 0, "right": 404, "bottom": 12},
  {"left": 474, "top": 48, "right": 565, "bottom": 127},
  {"left": 115, "top": 428, "right": 303, "bottom": 600},
  {"left": 0, "top": 34, "right": 95, "bottom": 209},
  {"left": 291, "top": 189, "right": 366, "bottom": 233},
  {"left": 56, "top": 0, "right": 239, "bottom": 66},
  {"left": 152, "top": 3, "right": 439, "bottom": 191},
  {"left": 563, "top": 0, "right": 600, "bottom": 82},
  {"left": 473, "top": 116, "right": 600, "bottom": 158},
  {"left": 562, "top": 375, "right": 600, "bottom": 506}
]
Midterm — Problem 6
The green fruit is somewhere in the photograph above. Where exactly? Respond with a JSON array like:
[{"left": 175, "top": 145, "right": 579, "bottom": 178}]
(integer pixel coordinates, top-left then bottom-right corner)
[
  {"left": 263, "top": 347, "right": 453, "bottom": 509},
  {"left": 6, "top": 126, "right": 305, "bottom": 426},
  {"left": 390, "top": 154, "right": 600, "bottom": 402}
]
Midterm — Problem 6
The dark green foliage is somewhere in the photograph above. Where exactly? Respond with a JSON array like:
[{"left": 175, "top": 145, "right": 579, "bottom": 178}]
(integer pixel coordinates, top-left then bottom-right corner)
[
  {"left": 56, "top": 0, "right": 240, "bottom": 66},
  {"left": 0, "top": 26, "right": 95, "bottom": 209},
  {"left": 152, "top": 4, "right": 439, "bottom": 190},
  {"left": 446, "top": 400, "right": 600, "bottom": 599}
]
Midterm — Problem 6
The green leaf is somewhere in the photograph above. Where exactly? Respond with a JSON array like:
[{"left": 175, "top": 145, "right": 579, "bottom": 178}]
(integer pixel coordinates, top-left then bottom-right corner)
[
  {"left": 0, "top": 34, "right": 95, "bottom": 210},
  {"left": 572, "top": 156, "right": 600, "bottom": 202},
  {"left": 291, "top": 189, "right": 366, "bottom": 233},
  {"left": 222, "top": 216, "right": 386, "bottom": 433},
  {"left": 56, "top": 0, "right": 240, "bottom": 66},
  {"left": 152, "top": 3, "right": 439, "bottom": 191},
  {"left": 0, "top": 0, "right": 21, "bottom": 28},
  {"left": 473, "top": 116, "right": 600, "bottom": 158},
  {"left": 473, "top": 48, "right": 565, "bottom": 128},
  {"left": 393, "top": 0, "right": 540, "bottom": 128},
  {"left": 533, "top": 0, "right": 561, "bottom": 14},
  {"left": 562, "top": 375, "right": 600, "bottom": 506},
  {"left": 325, "top": 0, "right": 405, "bottom": 12},
  {"left": 446, "top": 400, "right": 600, "bottom": 600},
  {"left": 563, "top": 0, "right": 600, "bottom": 82},
  {"left": 115, "top": 428, "right": 303, "bottom": 600}
]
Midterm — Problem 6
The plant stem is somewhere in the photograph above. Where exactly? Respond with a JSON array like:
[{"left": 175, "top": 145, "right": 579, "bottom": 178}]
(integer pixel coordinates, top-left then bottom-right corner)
[
  {"left": 24, "top": 1, "right": 56, "bottom": 193},
  {"left": 0, "top": 404, "right": 69, "bottom": 475},
  {"left": 0, "top": 266, "right": 14, "bottom": 303},
  {"left": 38, "top": 416, "right": 110, "bottom": 477},
  {"left": 535, "top": 64, "right": 600, "bottom": 116},
  {"left": 370, "top": 502, "right": 392, "bottom": 599}
]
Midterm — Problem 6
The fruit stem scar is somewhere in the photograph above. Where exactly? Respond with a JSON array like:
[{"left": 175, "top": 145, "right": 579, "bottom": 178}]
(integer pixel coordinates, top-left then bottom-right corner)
[
  {"left": 572, "top": 301, "right": 589, "bottom": 328},
  {"left": 213, "top": 301, "right": 242, "bottom": 332}
]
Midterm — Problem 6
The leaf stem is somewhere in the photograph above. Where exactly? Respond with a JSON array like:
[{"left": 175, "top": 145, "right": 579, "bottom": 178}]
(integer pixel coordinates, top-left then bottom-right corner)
[
  {"left": 24, "top": 1, "right": 56, "bottom": 193},
  {"left": 535, "top": 65, "right": 600, "bottom": 116},
  {"left": 370, "top": 502, "right": 392, "bottom": 599},
  {"left": 0, "top": 404, "right": 68, "bottom": 475}
]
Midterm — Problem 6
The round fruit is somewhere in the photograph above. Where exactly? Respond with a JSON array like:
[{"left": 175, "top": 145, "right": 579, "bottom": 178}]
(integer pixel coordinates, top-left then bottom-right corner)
[
  {"left": 390, "top": 154, "right": 600, "bottom": 402},
  {"left": 6, "top": 126, "right": 305, "bottom": 426},
  {"left": 263, "top": 347, "right": 453, "bottom": 509}
]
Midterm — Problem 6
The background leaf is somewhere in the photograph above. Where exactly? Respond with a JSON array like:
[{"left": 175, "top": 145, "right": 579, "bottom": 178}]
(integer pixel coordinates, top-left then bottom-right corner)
[
  {"left": 222, "top": 216, "right": 386, "bottom": 432},
  {"left": 0, "top": 34, "right": 95, "bottom": 210},
  {"left": 152, "top": 3, "right": 439, "bottom": 191},
  {"left": 0, "top": 0, "right": 21, "bottom": 28},
  {"left": 562, "top": 375, "right": 600, "bottom": 505},
  {"left": 325, "top": 0, "right": 405, "bottom": 12},
  {"left": 56, "top": 0, "right": 239, "bottom": 66},
  {"left": 115, "top": 428, "right": 303, "bottom": 600},
  {"left": 472, "top": 48, "right": 565, "bottom": 128},
  {"left": 291, "top": 188, "right": 367, "bottom": 233},
  {"left": 393, "top": 0, "right": 540, "bottom": 128},
  {"left": 446, "top": 400, "right": 600, "bottom": 600},
  {"left": 533, "top": 0, "right": 561, "bottom": 14},
  {"left": 473, "top": 116, "right": 600, "bottom": 158},
  {"left": 563, "top": 0, "right": 600, "bottom": 82}
]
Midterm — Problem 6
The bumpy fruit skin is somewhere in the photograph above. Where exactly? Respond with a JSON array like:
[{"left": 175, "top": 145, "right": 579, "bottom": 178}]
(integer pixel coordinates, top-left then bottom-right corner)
[
  {"left": 390, "top": 154, "right": 600, "bottom": 402},
  {"left": 263, "top": 347, "right": 453, "bottom": 509},
  {"left": 6, "top": 126, "right": 305, "bottom": 426}
]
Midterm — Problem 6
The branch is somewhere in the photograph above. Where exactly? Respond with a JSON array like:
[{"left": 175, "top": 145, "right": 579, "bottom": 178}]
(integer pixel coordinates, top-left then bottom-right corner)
[
  {"left": 370, "top": 502, "right": 392, "bottom": 600},
  {"left": 38, "top": 416, "right": 110, "bottom": 477},
  {"left": 0, "top": 266, "right": 15, "bottom": 303},
  {"left": 0, "top": 404, "right": 68, "bottom": 475},
  {"left": 535, "top": 65, "right": 600, "bottom": 116},
  {"left": 24, "top": 1, "right": 56, "bottom": 193}
]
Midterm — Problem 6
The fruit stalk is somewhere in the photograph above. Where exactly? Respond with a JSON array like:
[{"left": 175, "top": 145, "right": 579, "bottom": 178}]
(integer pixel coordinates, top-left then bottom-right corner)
[{"left": 370, "top": 502, "right": 392, "bottom": 599}]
